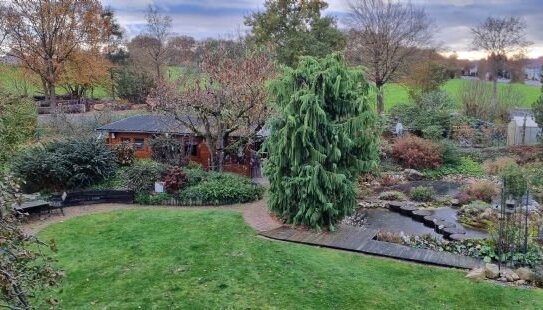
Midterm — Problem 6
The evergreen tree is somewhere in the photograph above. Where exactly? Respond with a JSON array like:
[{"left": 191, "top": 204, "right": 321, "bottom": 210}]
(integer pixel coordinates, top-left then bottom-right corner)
[
  {"left": 532, "top": 67, "right": 543, "bottom": 137},
  {"left": 264, "top": 53, "right": 379, "bottom": 230}
]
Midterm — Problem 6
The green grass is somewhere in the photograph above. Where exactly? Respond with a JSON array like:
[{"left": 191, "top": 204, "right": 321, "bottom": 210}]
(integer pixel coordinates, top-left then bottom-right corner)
[
  {"left": 0, "top": 64, "right": 109, "bottom": 99},
  {"left": 38, "top": 209, "right": 543, "bottom": 309},
  {"left": 373, "top": 79, "right": 541, "bottom": 111}
]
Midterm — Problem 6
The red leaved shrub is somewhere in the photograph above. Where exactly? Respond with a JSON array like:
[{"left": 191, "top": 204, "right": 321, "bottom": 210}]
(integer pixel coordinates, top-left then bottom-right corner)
[
  {"left": 163, "top": 166, "right": 188, "bottom": 194},
  {"left": 392, "top": 135, "right": 442, "bottom": 169}
]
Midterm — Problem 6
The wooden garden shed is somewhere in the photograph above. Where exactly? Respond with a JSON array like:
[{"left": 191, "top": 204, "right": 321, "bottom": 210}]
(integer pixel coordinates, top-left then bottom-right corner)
[{"left": 96, "top": 114, "right": 266, "bottom": 178}]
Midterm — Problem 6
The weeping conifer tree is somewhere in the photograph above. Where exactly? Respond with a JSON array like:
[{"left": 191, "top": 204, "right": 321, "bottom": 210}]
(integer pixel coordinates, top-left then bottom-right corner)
[{"left": 264, "top": 53, "right": 379, "bottom": 230}]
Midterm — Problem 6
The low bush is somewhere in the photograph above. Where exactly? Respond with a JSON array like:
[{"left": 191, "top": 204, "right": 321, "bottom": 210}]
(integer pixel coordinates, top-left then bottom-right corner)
[
  {"left": 179, "top": 173, "right": 264, "bottom": 205},
  {"left": 423, "top": 157, "right": 483, "bottom": 178},
  {"left": 124, "top": 159, "right": 169, "bottom": 193},
  {"left": 149, "top": 193, "right": 174, "bottom": 205},
  {"left": 439, "top": 140, "right": 461, "bottom": 166},
  {"left": 534, "top": 266, "right": 543, "bottom": 288},
  {"left": 392, "top": 135, "right": 442, "bottom": 169},
  {"left": 458, "top": 200, "right": 494, "bottom": 229},
  {"left": 184, "top": 167, "right": 209, "bottom": 186},
  {"left": 163, "top": 166, "right": 188, "bottom": 194},
  {"left": 483, "top": 157, "right": 517, "bottom": 175},
  {"left": 410, "top": 186, "right": 435, "bottom": 202},
  {"left": 87, "top": 167, "right": 130, "bottom": 191},
  {"left": 378, "top": 191, "right": 407, "bottom": 201},
  {"left": 380, "top": 174, "right": 401, "bottom": 187},
  {"left": 375, "top": 231, "right": 403, "bottom": 244},
  {"left": 112, "top": 143, "right": 135, "bottom": 166},
  {"left": 465, "top": 180, "right": 499, "bottom": 203},
  {"left": 508, "top": 145, "right": 543, "bottom": 164},
  {"left": 501, "top": 164, "right": 528, "bottom": 200},
  {"left": 422, "top": 125, "right": 444, "bottom": 141},
  {"left": 12, "top": 139, "right": 116, "bottom": 192}
]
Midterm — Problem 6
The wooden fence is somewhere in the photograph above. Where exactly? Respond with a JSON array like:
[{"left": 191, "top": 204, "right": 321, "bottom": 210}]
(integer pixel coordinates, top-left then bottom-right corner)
[{"left": 51, "top": 190, "right": 134, "bottom": 206}]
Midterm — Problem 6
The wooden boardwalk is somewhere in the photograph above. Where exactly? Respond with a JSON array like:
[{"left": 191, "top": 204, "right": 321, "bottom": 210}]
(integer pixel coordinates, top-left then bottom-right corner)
[{"left": 260, "top": 225, "right": 483, "bottom": 269}]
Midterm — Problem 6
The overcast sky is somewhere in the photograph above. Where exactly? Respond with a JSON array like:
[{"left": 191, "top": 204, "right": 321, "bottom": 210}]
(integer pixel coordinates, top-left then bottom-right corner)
[{"left": 102, "top": 0, "right": 543, "bottom": 60}]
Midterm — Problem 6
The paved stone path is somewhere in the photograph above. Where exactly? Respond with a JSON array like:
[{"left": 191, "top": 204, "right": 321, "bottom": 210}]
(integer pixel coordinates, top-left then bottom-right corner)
[
  {"left": 22, "top": 199, "right": 282, "bottom": 235},
  {"left": 261, "top": 225, "right": 484, "bottom": 270}
]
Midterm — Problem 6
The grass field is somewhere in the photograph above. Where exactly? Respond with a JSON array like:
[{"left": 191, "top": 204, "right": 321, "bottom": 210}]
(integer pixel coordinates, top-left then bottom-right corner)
[
  {"left": 0, "top": 64, "right": 109, "bottom": 99},
  {"left": 2, "top": 63, "right": 540, "bottom": 110},
  {"left": 38, "top": 209, "right": 543, "bottom": 309},
  {"left": 376, "top": 79, "right": 541, "bottom": 110}
]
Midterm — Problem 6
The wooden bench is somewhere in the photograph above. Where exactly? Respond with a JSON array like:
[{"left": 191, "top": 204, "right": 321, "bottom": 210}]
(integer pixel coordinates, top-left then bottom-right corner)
[{"left": 14, "top": 200, "right": 64, "bottom": 216}]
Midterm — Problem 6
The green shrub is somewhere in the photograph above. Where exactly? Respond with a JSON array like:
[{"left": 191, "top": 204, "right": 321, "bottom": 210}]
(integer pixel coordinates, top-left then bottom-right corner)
[
  {"left": 148, "top": 193, "right": 174, "bottom": 205},
  {"left": 378, "top": 191, "right": 407, "bottom": 201},
  {"left": 12, "top": 139, "right": 116, "bottom": 192},
  {"left": 409, "top": 186, "right": 435, "bottom": 202},
  {"left": 124, "top": 159, "right": 169, "bottom": 193},
  {"left": 0, "top": 94, "right": 37, "bottom": 166},
  {"left": 423, "top": 157, "right": 483, "bottom": 178},
  {"left": 184, "top": 167, "right": 208, "bottom": 186},
  {"left": 501, "top": 164, "right": 528, "bottom": 200},
  {"left": 135, "top": 192, "right": 151, "bottom": 205},
  {"left": 439, "top": 140, "right": 461, "bottom": 166},
  {"left": 114, "top": 67, "right": 155, "bottom": 104},
  {"left": 87, "top": 167, "right": 130, "bottom": 190},
  {"left": 112, "top": 143, "right": 135, "bottom": 166},
  {"left": 422, "top": 125, "right": 444, "bottom": 141},
  {"left": 180, "top": 173, "right": 264, "bottom": 205}
]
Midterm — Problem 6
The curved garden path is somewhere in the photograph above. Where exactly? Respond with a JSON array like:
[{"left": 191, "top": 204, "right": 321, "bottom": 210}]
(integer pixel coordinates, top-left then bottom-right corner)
[{"left": 22, "top": 199, "right": 283, "bottom": 235}]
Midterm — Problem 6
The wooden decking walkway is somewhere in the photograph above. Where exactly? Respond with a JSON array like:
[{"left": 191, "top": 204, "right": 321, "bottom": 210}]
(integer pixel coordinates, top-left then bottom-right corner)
[{"left": 260, "top": 225, "right": 483, "bottom": 269}]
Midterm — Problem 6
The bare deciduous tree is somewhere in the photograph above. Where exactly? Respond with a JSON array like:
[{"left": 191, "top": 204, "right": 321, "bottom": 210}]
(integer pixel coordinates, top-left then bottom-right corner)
[
  {"left": 154, "top": 43, "right": 275, "bottom": 171},
  {"left": 0, "top": 2, "right": 8, "bottom": 48},
  {"left": 142, "top": 5, "right": 173, "bottom": 81},
  {"left": 168, "top": 35, "right": 197, "bottom": 67},
  {"left": 471, "top": 17, "right": 532, "bottom": 109},
  {"left": 345, "top": 0, "right": 433, "bottom": 114},
  {"left": 1, "top": 0, "right": 111, "bottom": 108}
]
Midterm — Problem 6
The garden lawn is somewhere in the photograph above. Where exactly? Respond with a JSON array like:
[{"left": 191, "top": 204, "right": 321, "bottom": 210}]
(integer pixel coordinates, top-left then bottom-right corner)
[
  {"left": 39, "top": 209, "right": 543, "bottom": 309},
  {"left": 375, "top": 79, "right": 541, "bottom": 111}
]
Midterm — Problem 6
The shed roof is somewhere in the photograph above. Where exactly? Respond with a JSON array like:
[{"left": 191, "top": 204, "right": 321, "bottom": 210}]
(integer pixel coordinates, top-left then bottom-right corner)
[
  {"left": 96, "top": 114, "right": 270, "bottom": 137},
  {"left": 511, "top": 116, "right": 539, "bottom": 128},
  {"left": 96, "top": 115, "right": 193, "bottom": 135}
]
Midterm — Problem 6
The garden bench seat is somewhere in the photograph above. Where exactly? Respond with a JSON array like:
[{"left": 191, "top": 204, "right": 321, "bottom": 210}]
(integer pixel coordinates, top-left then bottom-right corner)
[{"left": 14, "top": 199, "right": 64, "bottom": 216}]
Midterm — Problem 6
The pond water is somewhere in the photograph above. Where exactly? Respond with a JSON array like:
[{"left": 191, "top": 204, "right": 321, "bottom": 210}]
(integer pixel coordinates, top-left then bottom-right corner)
[{"left": 360, "top": 207, "right": 488, "bottom": 240}]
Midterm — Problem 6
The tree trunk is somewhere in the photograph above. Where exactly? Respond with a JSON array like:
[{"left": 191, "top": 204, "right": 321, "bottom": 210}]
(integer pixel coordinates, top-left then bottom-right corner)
[
  {"left": 156, "top": 62, "right": 162, "bottom": 82},
  {"left": 492, "top": 76, "right": 498, "bottom": 111},
  {"left": 46, "top": 59, "right": 57, "bottom": 110},
  {"left": 48, "top": 82, "right": 57, "bottom": 110},
  {"left": 207, "top": 138, "right": 217, "bottom": 171},
  {"left": 376, "top": 84, "right": 385, "bottom": 114}
]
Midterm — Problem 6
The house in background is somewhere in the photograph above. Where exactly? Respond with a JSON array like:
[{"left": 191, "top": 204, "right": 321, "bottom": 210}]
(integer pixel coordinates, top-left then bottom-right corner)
[{"left": 96, "top": 114, "right": 266, "bottom": 178}]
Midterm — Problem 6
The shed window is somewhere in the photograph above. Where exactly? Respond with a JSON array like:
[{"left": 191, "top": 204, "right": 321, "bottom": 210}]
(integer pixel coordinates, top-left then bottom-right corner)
[
  {"left": 134, "top": 138, "right": 145, "bottom": 150},
  {"left": 186, "top": 143, "right": 198, "bottom": 156},
  {"left": 121, "top": 137, "right": 131, "bottom": 144}
]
